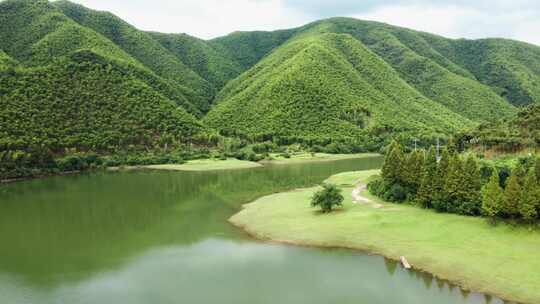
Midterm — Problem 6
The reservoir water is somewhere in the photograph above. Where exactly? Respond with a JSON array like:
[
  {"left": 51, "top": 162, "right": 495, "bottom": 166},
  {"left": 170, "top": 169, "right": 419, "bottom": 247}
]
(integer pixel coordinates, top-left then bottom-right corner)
[{"left": 0, "top": 157, "right": 504, "bottom": 303}]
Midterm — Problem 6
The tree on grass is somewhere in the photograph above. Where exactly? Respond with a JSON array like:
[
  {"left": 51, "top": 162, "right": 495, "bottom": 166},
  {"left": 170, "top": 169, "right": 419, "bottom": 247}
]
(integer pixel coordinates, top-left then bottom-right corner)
[
  {"left": 381, "top": 141, "right": 404, "bottom": 185},
  {"left": 311, "top": 183, "right": 344, "bottom": 213},
  {"left": 520, "top": 170, "right": 539, "bottom": 221},
  {"left": 482, "top": 169, "right": 503, "bottom": 221},
  {"left": 417, "top": 147, "right": 437, "bottom": 208},
  {"left": 460, "top": 154, "right": 482, "bottom": 215},
  {"left": 442, "top": 154, "right": 464, "bottom": 212},
  {"left": 432, "top": 148, "right": 450, "bottom": 203},
  {"left": 402, "top": 149, "right": 424, "bottom": 194},
  {"left": 503, "top": 173, "right": 522, "bottom": 218}
]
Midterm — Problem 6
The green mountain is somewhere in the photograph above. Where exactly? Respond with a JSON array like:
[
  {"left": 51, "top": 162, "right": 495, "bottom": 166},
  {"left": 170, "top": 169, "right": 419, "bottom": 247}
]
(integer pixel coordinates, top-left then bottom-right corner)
[
  {"left": 1, "top": 0, "right": 539, "bottom": 157},
  {"left": 205, "top": 19, "right": 522, "bottom": 141},
  {"left": 424, "top": 38, "right": 540, "bottom": 107},
  {"left": 0, "top": 49, "right": 205, "bottom": 152},
  {"left": 53, "top": 0, "right": 214, "bottom": 112},
  {"left": 148, "top": 32, "right": 242, "bottom": 89},
  {"left": 0, "top": 0, "right": 207, "bottom": 153},
  {"left": 207, "top": 18, "right": 540, "bottom": 109},
  {"left": 205, "top": 33, "right": 473, "bottom": 142}
]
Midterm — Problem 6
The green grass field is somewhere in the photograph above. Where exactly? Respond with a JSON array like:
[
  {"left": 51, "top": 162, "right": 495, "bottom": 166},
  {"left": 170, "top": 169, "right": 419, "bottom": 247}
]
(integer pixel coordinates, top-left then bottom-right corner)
[
  {"left": 262, "top": 153, "right": 380, "bottom": 165},
  {"left": 230, "top": 170, "right": 540, "bottom": 304},
  {"left": 323, "top": 169, "right": 380, "bottom": 185},
  {"left": 145, "top": 159, "right": 262, "bottom": 171}
]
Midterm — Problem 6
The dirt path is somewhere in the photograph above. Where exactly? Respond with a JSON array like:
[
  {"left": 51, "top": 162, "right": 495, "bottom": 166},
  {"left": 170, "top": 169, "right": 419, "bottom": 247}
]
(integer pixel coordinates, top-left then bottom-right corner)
[{"left": 351, "top": 184, "right": 384, "bottom": 209}]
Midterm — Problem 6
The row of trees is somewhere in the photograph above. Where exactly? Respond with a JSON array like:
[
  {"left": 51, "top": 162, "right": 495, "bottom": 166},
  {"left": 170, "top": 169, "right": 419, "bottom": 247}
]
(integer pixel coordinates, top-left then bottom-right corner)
[{"left": 369, "top": 141, "right": 540, "bottom": 222}]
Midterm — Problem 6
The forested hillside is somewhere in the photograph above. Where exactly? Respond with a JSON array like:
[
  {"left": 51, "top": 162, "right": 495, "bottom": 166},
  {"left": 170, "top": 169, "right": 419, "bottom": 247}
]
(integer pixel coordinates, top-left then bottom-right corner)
[
  {"left": 208, "top": 17, "right": 540, "bottom": 109},
  {"left": 457, "top": 105, "right": 540, "bottom": 152},
  {"left": 0, "top": 0, "right": 211, "bottom": 161},
  {"left": 148, "top": 32, "right": 242, "bottom": 90},
  {"left": 205, "top": 33, "right": 473, "bottom": 145},
  {"left": 53, "top": 0, "right": 215, "bottom": 112},
  {"left": 0, "top": 50, "right": 205, "bottom": 151},
  {"left": 1, "top": 0, "right": 540, "bottom": 179}
]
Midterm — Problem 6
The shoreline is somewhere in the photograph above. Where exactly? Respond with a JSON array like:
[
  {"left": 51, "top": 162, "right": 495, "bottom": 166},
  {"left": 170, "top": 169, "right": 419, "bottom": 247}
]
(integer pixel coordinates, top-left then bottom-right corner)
[
  {"left": 229, "top": 213, "right": 505, "bottom": 303},
  {"left": 229, "top": 173, "right": 540, "bottom": 304},
  {"left": 2, "top": 153, "right": 380, "bottom": 183},
  {"left": 260, "top": 153, "right": 380, "bottom": 165},
  {"left": 1, "top": 170, "right": 84, "bottom": 184}
]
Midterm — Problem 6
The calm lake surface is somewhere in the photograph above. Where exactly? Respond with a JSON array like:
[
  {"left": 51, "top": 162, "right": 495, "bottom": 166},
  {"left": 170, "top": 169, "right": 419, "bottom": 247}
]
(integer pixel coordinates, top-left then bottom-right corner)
[{"left": 0, "top": 157, "right": 504, "bottom": 304}]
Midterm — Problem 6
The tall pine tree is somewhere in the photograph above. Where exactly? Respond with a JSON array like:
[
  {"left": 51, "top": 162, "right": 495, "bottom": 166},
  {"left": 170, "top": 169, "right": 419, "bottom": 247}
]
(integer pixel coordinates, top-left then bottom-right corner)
[
  {"left": 482, "top": 169, "right": 504, "bottom": 219},
  {"left": 513, "top": 162, "right": 527, "bottom": 184},
  {"left": 520, "top": 170, "right": 539, "bottom": 221},
  {"left": 432, "top": 148, "right": 450, "bottom": 204},
  {"left": 417, "top": 147, "right": 437, "bottom": 208},
  {"left": 382, "top": 141, "right": 404, "bottom": 185},
  {"left": 443, "top": 154, "right": 464, "bottom": 212},
  {"left": 402, "top": 149, "right": 425, "bottom": 194},
  {"left": 503, "top": 172, "right": 522, "bottom": 218},
  {"left": 461, "top": 154, "right": 482, "bottom": 215}
]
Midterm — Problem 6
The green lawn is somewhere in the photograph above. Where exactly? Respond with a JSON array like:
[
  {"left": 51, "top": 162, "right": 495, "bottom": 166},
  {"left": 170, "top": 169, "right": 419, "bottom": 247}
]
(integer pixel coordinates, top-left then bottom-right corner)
[
  {"left": 230, "top": 170, "right": 540, "bottom": 304},
  {"left": 144, "top": 158, "right": 262, "bottom": 171},
  {"left": 323, "top": 169, "right": 380, "bottom": 186},
  {"left": 262, "top": 153, "right": 380, "bottom": 165}
]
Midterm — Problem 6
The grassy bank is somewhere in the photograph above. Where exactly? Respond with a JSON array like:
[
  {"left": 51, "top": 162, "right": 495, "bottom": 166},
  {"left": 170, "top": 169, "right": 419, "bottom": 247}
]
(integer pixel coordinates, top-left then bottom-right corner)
[
  {"left": 113, "top": 154, "right": 380, "bottom": 172},
  {"left": 230, "top": 170, "right": 540, "bottom": 304},
  {"left": 144, "top": 158, "right": 263, "bottom": 171},
  {"left": 323, "top": 170, "right": 380, "bottom": 185},
  {"left": 261, "top": 153, "right": 380, "bottom": 165}
]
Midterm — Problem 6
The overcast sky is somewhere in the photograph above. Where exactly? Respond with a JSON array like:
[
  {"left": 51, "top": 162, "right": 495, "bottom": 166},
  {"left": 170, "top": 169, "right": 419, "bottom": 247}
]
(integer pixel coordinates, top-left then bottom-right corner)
[{"left": 67, "top": 0, "right": 540, "bottom": 45}]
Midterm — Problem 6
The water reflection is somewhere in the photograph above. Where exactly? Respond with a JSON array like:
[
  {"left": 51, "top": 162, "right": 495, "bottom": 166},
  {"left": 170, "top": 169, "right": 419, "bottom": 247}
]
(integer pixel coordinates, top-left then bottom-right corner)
[
  {"left": 0, "top": 239, "right": 506, "bottom": 304},
  {"left": 0, "top": 157, "right": 506, "bottom": 303}
]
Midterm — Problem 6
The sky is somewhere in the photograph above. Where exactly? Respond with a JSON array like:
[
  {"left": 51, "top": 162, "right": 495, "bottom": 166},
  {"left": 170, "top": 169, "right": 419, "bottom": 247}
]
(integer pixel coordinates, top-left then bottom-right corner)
[{"left": 67, "top": 0, "right": 540, "bottom": 45}]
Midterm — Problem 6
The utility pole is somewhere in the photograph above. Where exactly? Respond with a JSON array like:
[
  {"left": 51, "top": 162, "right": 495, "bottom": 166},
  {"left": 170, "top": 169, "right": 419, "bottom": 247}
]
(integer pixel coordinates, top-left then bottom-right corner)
[{"left": 414, "top": 138, "right": 417, "bottom": 151}]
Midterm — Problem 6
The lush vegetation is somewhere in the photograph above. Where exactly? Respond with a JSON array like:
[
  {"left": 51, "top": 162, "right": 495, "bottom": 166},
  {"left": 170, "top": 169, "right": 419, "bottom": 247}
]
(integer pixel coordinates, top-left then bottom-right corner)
[
  {"left": 2, "top": 0, "right": 539, "bottom": 180},
  {"left": 53, "top": 0, "right": 215, "bottom": 112},
  {"left": 230, "top": 171, "right": 540, "bottom": 304},
  {"left": 206, "top": 17, "right": 537, "bottom": 112},
  {"left": 149, "top": 32, "right": 242, "bottom": 90},
  {"left": 369, "top": 141, "right": 540, "bottom": 223},
  {"left": 205, "top": 33, "right": 474, "bottom": 146},
  {"left": 457, "top": 104, "right": 540, "bottom": 152},
  {"left": 310, "top": 183, "right": 344, "bottom": 212}
]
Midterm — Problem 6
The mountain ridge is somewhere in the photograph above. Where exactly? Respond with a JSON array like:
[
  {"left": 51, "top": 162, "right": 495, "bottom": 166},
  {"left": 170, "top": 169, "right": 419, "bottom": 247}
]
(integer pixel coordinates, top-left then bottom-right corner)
[{"left": 1, "top": 0, "right": 539, "bottom": 157}]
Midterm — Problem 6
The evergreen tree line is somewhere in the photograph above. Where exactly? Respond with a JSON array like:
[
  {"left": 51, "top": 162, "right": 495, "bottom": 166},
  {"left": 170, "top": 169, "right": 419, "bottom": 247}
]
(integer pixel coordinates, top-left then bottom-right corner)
[{"left": 368, "top": 141, "right": 540, "bottom": 222}]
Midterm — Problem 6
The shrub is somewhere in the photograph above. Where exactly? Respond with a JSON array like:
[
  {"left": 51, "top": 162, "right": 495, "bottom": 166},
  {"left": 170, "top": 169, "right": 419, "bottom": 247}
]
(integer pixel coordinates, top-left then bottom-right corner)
[
  {"left": 311, "top": 183, "right": 344, "bottom": 213},
  {"left": 367, "top": 177, "right": 387, "bottom": 197},
  {"left": 456, "top": 201, "right": 482, "bottom": 216},
  {"left": 56, "top": 155, "right": 87, "bottom": 171},
  {"left": 386, "top": 183, "right": 407, "bottom": 202}
]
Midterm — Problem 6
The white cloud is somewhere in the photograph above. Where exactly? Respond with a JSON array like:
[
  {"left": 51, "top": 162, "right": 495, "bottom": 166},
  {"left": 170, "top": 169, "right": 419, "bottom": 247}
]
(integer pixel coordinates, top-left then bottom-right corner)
[
  {"left": 69, "top": 0, "right": 310, "bottom": 39},
  {"left": 354, "top": 3, "right": 540, "bottom": 45},
  {"left": 66, "top": 0, "right": 540, "bottom": 45}
]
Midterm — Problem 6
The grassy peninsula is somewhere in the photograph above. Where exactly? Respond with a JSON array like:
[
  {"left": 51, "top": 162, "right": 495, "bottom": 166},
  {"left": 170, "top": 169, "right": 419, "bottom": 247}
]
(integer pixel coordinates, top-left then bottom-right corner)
[{"left": 230, "top": 170, "right": 540, "bottom": 304}]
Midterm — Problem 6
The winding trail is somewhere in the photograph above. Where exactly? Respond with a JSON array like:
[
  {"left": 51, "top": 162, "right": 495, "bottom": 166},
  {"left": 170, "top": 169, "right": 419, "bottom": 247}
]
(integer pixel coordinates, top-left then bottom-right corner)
[{"left": 351, "top": 184, "right": 384, "bottom": 209}]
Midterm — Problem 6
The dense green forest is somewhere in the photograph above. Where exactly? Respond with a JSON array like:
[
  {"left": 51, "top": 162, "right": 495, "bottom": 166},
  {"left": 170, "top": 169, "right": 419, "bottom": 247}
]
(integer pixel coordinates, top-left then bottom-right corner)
[
  {"left": 206, "top": 33, "right": 475, "bottom": 145},
  {"left": 457, "top": 105, "right": 540, "bottom": 152},
  {"left": 369, "top": 141, "right": 540, "bottom": 223},
  {"left": 1, "top": 0, "right": 540, "bottom": 179}
]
